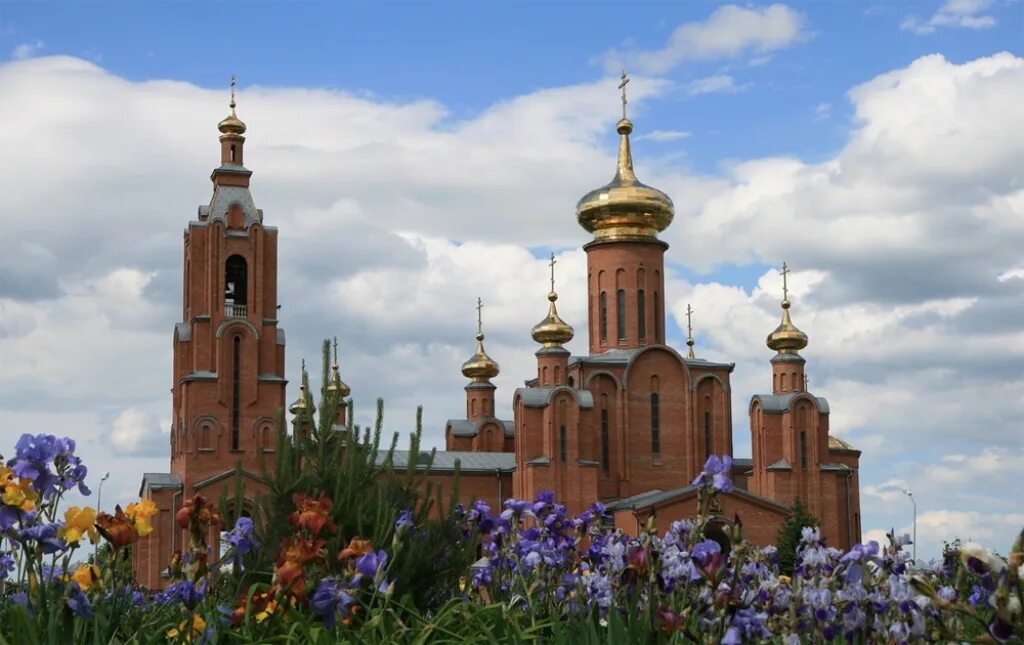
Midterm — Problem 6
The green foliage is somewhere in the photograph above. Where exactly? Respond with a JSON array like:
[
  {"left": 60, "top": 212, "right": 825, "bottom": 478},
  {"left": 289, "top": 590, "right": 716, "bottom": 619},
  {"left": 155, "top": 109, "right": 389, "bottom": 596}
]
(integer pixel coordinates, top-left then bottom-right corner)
[
  {"left": 246, "top": 340, "right": 477, "bottom": 612},
  {"left": 775, "top": 495, "right": 819, "bottom": 575}
]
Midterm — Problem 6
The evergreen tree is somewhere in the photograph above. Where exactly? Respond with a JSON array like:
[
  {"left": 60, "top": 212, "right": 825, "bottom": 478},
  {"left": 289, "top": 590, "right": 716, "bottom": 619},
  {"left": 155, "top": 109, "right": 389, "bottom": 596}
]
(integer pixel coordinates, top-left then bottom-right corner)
[
  {"left": 776, "top": 496, "right": 819, "bottom": 575},
  {"left": 224, "top": 340, "right": 478, "bottom": 611}
]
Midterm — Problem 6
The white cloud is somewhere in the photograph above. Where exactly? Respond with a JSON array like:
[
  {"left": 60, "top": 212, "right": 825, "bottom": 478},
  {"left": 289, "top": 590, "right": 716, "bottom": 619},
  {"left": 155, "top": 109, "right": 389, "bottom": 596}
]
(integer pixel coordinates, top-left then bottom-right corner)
[
  {"left": 814, "top": 102, "right": 831, "bottom": 119},
  {"left": 11, "top": 39, "right": 44, "bottom": 60},
  {"left": 109, "top": 407, "right": 166, "bottom": 457},
  {"left": 603, "top": 4, "right": 808, "bottom": 74},
  {"left": 900, "top": 0, "right": 999, "bottom": 35},
  {"left": 685, "top": 75, "right": 749, "bottom": 96},
  {"left": 636, "top": 129, "right": 692, "bottom": 142},
  {"left": 0, "top": 52, "right": 1022, "bottom": 561}
]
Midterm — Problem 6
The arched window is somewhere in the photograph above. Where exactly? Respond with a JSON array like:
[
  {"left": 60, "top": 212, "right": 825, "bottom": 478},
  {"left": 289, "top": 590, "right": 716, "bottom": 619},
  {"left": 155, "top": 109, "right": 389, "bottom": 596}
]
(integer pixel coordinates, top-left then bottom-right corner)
[
  {"left": 654, "top": 292, "right": 661, "bottom": 342},
  {"left": 800, "top": 430, "right": 808, "bottom": 471},
  {"left": 599, "top": 292, "right": 608, "bottom": 342},
  {"left": 554, "top": 366, "right": 561, "bottom": 384},
  {"left": 704, "top": 410, "right": 713, "bottom": 460},
  {"left": 616, "top": 289, "right": 626, "bottom": 341},
  {"left": 225, "top": 255, "right": 248, "bottom": 318},
  {"left": 600, "top": 407, "right": 610, "bottom": 473},
  {"left": 231, "top": 336, "right": 241, "bottom": 451},
  {"left": 650, "top": 393, "right": 661, "bottom": 455},
  {"left": 637, "top": 289, "right": 646, "bottom": 341},
  {"left": 559, "top": 425, "right": 568, "bottom": 463}
]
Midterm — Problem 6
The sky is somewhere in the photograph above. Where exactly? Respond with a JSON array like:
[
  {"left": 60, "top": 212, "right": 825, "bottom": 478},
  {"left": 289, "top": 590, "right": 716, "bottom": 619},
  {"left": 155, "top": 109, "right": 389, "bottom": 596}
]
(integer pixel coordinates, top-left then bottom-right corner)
[{"left": 0, "top": 1, "right": 1022, "bottom": 561}]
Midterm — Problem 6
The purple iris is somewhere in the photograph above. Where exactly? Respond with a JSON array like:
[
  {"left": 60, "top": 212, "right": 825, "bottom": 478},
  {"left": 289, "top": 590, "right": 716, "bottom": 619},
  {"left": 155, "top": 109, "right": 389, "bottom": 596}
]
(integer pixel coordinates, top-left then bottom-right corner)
[
  {"left": 0, "top": 554, "right": 15, "bottom": 580},
  {"left": 166, "top": 580, "right": 206, "bottom": 610},
  {"left": 311, "top": 577, "right": 356, "bottom": 629},
  {"left": 226, "top": 516, "right": 260, "bottom": 570},
  {"left": 354, "top": 550, "right": 388, "bottom": 581},
  {"left": 19, "top": 522, "right": 65, "bottom": 554},
  {"left": 66, "top": 582, "right": 94, "bottom": 618},
  {"left": 691, "top": 455, "right": 734, "bottom": 493},
  {"left": 394, "top": 509, "right": 414, "bottom": 538}
]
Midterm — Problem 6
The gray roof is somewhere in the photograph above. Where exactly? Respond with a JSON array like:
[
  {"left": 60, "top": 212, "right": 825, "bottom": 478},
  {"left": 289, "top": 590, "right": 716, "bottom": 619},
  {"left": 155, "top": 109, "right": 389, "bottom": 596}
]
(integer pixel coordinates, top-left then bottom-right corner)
[
  {"left": 820, "top": 463, "right": 852, "bottom": 472},
  {"left": 684, "top": 357, "right": 736, "bottom": 369},
  {"left": 751, "top": 392, "right": 830, "bottom": 415},
  {"left": 139, "top": 472, "right": 181, "bottom": 496},
  {"left": 447, "top": 418, "right": 514, "bottom": 438},
  {"left": 175, "top": 322, "right": 192, "bottom": 341},
  {"left": 607, "top": 484, "right": 791, "bottom": 513},
  {"left": 770, "top": 352, "right": 806, "bottom": 363},
  {"left": 383, "top": 450, "right": 515, "bottom": 473},
  {"left": 202, "top": 182, "right": 262, "bottom": 228},
  {"left": 732, "top": 457, "right": 753, "bottom": 470},
  {"left": 767, "top": 458, "right": 792, "bottom": 471},
  {"left": 570, "top": 348, "right": 641, "bottom": 365},
  {"left": 516, "top": 386, "right": 595, "bottom": 409},
  {"left": 181, "top": 371, "right": 217, "bottom": 383},
  {"left": 258, "top": 373, "right": 287, "bottom": 383}
]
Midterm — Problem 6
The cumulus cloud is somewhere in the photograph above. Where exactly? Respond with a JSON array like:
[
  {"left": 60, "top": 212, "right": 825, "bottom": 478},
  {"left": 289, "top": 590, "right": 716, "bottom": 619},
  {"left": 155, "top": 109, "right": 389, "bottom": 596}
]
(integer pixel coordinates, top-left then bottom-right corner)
[
  {"left": 110, "top": 408, "right": 167, "bottom": 457},
  {"left": 0, "top": 51, "right": 1022, "bottom": 559},
  {"left": 636, "top": 129, "right": 691, "bottom": 142},
  {"left": 685, "top": 75, "right": 748, "bottom": 96},
  {"left": 900, "top": 0, "right": 999, "bottom": 35},
  {"left": 11, "top": 40, "right": 44, "bottom": 60},
  {"left": 603, "top": 4, "right": 808, "bottom": 74}
]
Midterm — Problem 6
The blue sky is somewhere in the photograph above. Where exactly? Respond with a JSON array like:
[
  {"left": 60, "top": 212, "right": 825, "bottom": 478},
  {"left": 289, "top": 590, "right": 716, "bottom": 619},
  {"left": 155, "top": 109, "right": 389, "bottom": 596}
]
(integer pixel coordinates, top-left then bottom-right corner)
[{"left": 1, "top": 2, "right": 1023, "bottom": 560}]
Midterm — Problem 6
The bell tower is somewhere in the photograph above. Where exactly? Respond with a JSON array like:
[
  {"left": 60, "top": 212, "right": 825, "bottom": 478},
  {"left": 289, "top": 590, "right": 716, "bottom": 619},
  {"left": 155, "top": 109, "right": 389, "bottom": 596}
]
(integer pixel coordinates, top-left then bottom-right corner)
[
  {"left": 169, "top": 79, "right": 287, "bottom": 485},
  {"left": 577, "top": 71, "right": 675, "bottom": 354}
]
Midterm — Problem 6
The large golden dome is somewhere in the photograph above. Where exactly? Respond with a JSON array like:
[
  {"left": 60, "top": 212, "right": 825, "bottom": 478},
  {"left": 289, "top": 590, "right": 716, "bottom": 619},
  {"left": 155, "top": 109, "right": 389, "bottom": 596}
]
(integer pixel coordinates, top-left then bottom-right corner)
[
  {"left": 531, "top": 291, "right": 574, "bottom": 347},
  {"left": 766, "top": 299, "right": 808, "bottom": 354},
  {"left": 462, "top": 332, "right": 500, "bottom": 382},
  {"left": 576, "top": 117, "right": 674, "bottom": 242}
]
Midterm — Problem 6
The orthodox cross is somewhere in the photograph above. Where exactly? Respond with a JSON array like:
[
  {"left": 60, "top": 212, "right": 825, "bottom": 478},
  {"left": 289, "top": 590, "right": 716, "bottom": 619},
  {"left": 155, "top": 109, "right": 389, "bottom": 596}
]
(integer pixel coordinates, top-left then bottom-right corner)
[
  {"left": 804, "top": 374, "right": 810, "bottom": 390},
  {"left": 685, "top": 304, "right": 694, "bottom": 339},
  {"left": 618, "top": 69, "right": 630, "bottom": 120},
  {"left": 333, "top": 336, "right": 339, "bottom": 365},
  {"left": 476, "top": 297, "right": 484, "bottom": 335},
  {"left": 549, "top": 252, "right": 557, "bottom": 292},
  {"left": 780, "top": 261, "right": 791, "bottom": 301},
  {"left": 230, "top": 75, "right": 237, "bottom": 110}
]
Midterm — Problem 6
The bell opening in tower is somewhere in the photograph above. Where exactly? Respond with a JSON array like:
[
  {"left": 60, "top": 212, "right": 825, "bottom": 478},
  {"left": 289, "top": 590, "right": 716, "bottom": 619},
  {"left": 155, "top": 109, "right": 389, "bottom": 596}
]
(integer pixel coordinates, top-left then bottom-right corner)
[{"left": 225, "top": 255, "right": 248, "bottom": 319}]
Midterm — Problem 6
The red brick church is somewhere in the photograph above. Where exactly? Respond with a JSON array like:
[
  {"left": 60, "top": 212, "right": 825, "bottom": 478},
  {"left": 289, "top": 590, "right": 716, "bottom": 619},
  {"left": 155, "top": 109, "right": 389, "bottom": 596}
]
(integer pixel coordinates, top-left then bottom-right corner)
[{"left": 135, "top": 81, "right": 861, "bottom": 588}]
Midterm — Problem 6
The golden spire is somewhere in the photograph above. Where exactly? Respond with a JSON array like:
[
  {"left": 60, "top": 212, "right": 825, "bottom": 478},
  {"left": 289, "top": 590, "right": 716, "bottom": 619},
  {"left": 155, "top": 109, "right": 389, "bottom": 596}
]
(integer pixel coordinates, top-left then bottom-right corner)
[
  {"left": 531, "top": 253, "right": 575, "bottom": 347},
  {"left": 576, "top": 69, "right": 674, "bottom": 242},
  {"left": 461, "top": 297, "right": 500, "bottom": 382},
  {"left": 766, "top": 261, "right": 808, "bottom": 354},
  {"left": 289, "top": 360, "right": 316, "bottom": 415},
  {"left": 326, "top": 337, "right": 351, "bottom": 398},
  {"left": 218, "top": 75, "right": 247, "bottom": 136},
  {"left": 685, "top": 303, "right": 695, "bottom": 359}
]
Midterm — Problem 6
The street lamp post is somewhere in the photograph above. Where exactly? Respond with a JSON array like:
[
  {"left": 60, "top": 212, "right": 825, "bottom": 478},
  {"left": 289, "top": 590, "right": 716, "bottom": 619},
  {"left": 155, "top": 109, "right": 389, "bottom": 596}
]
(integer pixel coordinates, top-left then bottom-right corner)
[
  {"left": 96, "top": 472, "right": 110, "bottom": 559},
  {"left": 902, "top": 488, "right": 917, "bottom": 564}
]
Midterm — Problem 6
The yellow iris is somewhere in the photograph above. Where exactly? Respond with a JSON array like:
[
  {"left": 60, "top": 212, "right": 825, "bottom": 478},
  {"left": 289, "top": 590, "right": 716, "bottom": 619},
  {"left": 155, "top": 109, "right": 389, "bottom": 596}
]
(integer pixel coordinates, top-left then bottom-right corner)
[
  {"left": 70, "top": 564, "right": 101, "bottom": 591},
  {"left": 1, "top": 477, "right": 37, "bottom": 512},
  {"left": 167, "top": 614, "right": 206, "bottom": 640},
  {"left": 60, "top": 506, "right": 99, "bottom": 545},
  {"left": 126, "top": 499, "right": 158, "bottom": 537}
]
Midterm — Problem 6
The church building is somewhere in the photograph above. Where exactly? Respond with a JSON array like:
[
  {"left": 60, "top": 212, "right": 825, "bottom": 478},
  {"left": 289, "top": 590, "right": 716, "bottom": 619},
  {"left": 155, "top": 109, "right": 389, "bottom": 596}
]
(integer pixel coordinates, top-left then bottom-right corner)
[{"left": 135, "top": 78, "right": 861, "bottom": 589}]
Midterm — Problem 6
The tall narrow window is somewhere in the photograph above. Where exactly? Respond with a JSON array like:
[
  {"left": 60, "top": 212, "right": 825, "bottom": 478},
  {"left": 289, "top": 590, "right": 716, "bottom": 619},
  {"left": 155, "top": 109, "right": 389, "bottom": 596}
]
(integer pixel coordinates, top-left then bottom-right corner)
[
  {"left": 225, "top": 255, "right": 248, "bottom": 318},
  {"left": 230, "top": 144, "right": 237, "bottom": 163},
  {"left": 637, "top": 289, "right": 646, "bottom": 341},
  {"left": 654, "top": 292, "right": 661, "bottom": 342},
  {"left": 650, "top": 393, "right": 661, "bottom": 455},
  {"left": 599, "top": 292, "right": 608, "bottom": 342},
  {"left": 704, "top": 411, "right": 712, "bottom": 460},
  {"left": 800, "top": 430, "right": 808, "bottom": 471},
  {"left": 616, "top": 289, "right": 626, "bottom": 341},
  {"left": 231, "top": 336, "right": 241, "bottom": 451},
  {"left": 600, "top": 408, "right": 610, "bottom": 473},
  {"left": 559, "top": 425, "right": 567, "bottom": 463}
]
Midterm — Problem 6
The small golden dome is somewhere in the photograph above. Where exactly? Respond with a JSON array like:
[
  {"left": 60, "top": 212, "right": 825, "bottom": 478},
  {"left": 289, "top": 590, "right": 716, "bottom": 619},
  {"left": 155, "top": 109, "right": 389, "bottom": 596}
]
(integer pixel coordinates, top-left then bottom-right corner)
[
  {"left": 766, "top": 299, "right": 808, "bottom": 354},
  {"left": 828, "top": 435, "right": 855, "bottom": 451},
  {"left": 326, "top": 363, "right": 351, "bottom": 398},
  {"left": 576, "top": 117, "right": 675, "bottom": 242},
  {"left": 218, "top": 77, "right": 246, "bottom": 136},
  {"left": 461, "top": 332, "right": 500, "bottom": 382},
  {"left": 532, "top": 291, "right": 574, "bottom": 347},
  {"left": 288, "top": 384, "right": 315, "bottom": 416}
]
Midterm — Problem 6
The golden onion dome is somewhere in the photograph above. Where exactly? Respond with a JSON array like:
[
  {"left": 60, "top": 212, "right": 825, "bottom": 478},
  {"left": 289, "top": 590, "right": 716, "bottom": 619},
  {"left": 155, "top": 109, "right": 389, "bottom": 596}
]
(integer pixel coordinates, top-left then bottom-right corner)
[
  {"left": 326, "top": 363, "right": 351, "bottom": 398},
  {"left": 461, "top": 332, "right": 500, "bottom": 382},
  {"left": 531, "top": 291, "right": 574, "bottom": 347},
  {"left": 828, "top": 435, "right": 855, "bottom": 451},
  {"left": 288, "top": 384, "right": 315, "bottom": 416},
  {"left": 766, "top": 299, "right": 808, "bottom": 354},
  {"left": 218, "top": 77, "right": 246, "bottom": 136},
  {"left": 576, "top": 118, "right": 675, "bottom": 242}
]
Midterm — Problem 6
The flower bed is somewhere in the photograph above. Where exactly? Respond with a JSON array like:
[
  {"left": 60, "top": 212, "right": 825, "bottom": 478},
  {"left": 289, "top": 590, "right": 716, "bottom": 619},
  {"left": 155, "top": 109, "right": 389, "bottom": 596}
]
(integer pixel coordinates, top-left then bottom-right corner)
[{"left": 2, "top": 432, "right": 1021, "bottom": 643}]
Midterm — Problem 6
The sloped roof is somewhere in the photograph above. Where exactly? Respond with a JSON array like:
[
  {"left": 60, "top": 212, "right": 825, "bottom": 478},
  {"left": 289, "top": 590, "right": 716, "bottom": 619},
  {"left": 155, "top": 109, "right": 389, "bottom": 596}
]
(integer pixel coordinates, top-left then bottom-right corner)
[
  {"left": 139, "top": 472, "right": 181, "bottom": 496},
  {"left": 751, "top": 392, "right": 830, "bottom": 414},
  {"left": 383, "top": 450, "right": 515, "bottom": 473},
  {"left": 446, "top": 418, "right": 515, "bottom": 438},
  {"left": 516, "top": 387, "right": 595, "bottom": 409}
]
